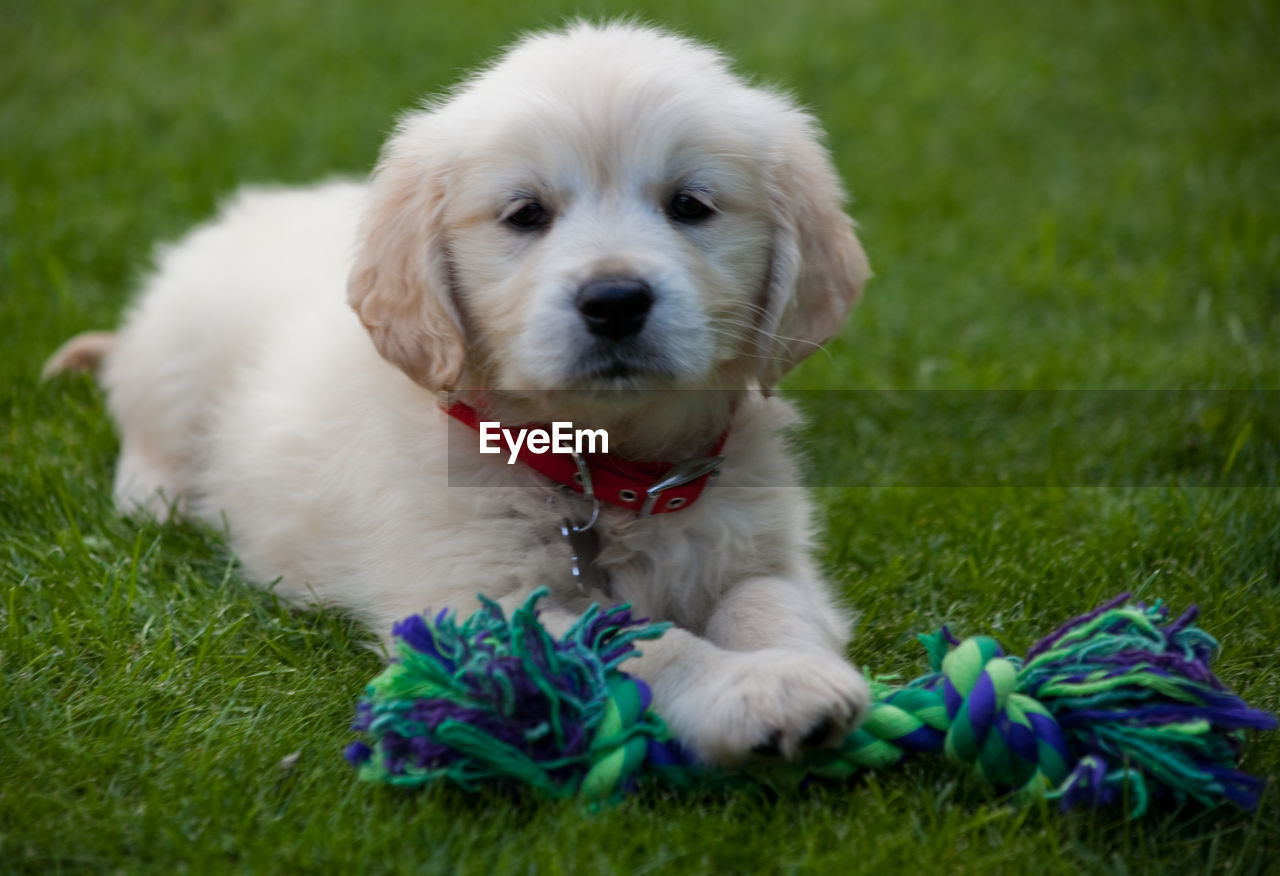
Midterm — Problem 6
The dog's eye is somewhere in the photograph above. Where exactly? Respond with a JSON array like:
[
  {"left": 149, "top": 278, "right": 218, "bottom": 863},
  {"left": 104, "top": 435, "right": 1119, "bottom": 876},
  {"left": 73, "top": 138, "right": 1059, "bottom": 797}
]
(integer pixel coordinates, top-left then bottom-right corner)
[
  {"left": 668, "top": 192, "right": 714, "bottom": 224},
  {"left": 505, "top": 201, "right": 550, "bottom": 231}
]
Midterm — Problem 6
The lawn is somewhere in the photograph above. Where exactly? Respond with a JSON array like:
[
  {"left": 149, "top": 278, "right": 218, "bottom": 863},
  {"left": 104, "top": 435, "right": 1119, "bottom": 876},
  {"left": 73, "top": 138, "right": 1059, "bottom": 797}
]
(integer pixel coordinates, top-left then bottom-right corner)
[{"left": 3, "top": 0, "right": 1278, "bottom": 872}]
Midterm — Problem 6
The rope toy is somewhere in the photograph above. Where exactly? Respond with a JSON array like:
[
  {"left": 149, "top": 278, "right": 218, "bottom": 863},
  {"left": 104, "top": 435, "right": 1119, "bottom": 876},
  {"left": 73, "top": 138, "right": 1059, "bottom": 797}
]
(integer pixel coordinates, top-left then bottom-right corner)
[{"left": 344, "top": 591, "right": 1275, "bottom": 816}]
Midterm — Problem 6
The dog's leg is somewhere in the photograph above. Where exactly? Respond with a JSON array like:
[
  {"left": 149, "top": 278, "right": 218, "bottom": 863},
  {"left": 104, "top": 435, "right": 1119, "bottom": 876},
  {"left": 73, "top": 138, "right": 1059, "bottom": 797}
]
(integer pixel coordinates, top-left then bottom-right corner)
[
  {"left": 43, "top": 329, "right": 189, "bottom": 519},
  {"left": 112, "top": 438, "right": 187, "bottom": 521},
  {"left": 703, "top": 574, "right": 851, "bottom": 655},
  {"left": 519, "top": 588, "right": 869, "bottom": 766}
]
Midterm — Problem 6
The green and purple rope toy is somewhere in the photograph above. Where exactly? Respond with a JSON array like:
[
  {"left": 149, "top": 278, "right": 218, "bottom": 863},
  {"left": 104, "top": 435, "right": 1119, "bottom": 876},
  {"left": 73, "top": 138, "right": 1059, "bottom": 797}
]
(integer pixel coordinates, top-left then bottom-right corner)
[{"left": 345, "top": 591, "right": 1275, "bottom": 816}]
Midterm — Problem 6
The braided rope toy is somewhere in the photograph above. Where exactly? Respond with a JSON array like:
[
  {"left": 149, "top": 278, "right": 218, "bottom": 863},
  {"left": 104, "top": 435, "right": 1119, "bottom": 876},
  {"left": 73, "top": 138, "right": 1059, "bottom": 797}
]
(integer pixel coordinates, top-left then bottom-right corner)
[{"left": 345, "top": 591, "right": 1275, "bottom": 816}]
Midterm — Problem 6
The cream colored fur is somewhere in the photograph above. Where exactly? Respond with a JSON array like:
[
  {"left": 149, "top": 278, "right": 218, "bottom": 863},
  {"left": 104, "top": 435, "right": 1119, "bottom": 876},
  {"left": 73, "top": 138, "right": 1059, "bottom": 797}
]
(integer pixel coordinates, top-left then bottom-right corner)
[{"left": 48, "top": 22, "right": 872, "bottom": 765}]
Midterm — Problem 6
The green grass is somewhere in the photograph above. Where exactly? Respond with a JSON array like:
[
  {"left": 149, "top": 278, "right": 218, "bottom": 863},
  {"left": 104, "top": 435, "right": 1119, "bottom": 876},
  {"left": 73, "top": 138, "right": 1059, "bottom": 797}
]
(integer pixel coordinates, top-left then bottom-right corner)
[{"left": 3, "top": 0, "right": 1279, "bottom": 872}]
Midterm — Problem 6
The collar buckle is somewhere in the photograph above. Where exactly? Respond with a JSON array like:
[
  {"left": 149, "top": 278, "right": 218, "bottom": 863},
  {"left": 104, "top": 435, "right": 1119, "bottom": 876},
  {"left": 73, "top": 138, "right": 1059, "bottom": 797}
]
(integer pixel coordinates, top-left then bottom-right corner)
[{"left": 639, "top": 455, "right": 724, "bottom": 516}]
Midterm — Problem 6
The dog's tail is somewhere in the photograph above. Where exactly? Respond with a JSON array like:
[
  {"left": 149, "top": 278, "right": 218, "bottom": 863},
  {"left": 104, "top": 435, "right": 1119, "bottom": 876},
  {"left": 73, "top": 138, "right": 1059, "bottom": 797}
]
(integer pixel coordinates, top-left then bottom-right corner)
[{"left": 42, "top": 331, "right": 117, "bottom": 380}]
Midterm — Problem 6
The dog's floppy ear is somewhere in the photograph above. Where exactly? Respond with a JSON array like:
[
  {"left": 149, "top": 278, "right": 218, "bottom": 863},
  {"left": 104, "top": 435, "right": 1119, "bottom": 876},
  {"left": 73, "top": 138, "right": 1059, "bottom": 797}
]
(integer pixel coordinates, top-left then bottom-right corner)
[
  {"left": 348, "top": 115, "right": 465, "bottom": 391},
  {"left": 756, "top": 109, "right": 870, "bottom": 388}
]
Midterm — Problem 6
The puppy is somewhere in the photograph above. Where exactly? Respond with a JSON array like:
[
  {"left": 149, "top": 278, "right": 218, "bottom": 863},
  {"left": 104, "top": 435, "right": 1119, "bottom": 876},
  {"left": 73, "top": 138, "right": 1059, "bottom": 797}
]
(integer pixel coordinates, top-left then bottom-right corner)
[{"left": 47, "top": 22, "right": 872, "bottom": 765}]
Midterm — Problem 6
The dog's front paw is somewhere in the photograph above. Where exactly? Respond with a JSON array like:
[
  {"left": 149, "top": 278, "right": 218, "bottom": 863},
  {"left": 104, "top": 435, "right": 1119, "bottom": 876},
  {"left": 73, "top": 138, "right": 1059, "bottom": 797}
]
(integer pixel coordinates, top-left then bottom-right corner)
[{"left": 661, "top": 649, "right": 871, "bottom": 766}]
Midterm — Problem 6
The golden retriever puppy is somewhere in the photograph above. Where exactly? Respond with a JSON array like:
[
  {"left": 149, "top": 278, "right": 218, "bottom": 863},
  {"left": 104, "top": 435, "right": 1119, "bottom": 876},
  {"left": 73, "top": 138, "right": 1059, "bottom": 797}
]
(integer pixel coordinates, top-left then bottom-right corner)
[{"left": 47, "top": 22, "right": 872, "bottom": 764}]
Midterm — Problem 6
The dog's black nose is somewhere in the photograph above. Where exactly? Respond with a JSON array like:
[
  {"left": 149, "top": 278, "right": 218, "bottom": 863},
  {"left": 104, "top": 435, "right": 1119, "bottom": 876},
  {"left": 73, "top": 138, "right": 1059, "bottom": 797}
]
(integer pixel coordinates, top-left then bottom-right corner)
[{"left": 576, "top": 278, "right": 653, "bottom": 340}]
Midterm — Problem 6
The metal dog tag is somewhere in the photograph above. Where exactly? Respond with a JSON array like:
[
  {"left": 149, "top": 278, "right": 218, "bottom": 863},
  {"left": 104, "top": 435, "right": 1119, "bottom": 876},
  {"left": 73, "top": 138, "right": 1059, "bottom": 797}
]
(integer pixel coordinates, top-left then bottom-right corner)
[{"left": 561, "top": 518, "right": 610, "bottom": 597}]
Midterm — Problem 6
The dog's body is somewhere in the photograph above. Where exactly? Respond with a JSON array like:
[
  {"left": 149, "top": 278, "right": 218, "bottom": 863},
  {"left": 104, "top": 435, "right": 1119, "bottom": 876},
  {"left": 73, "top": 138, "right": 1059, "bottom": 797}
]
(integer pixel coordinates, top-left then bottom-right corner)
[{"left": 48, "top": 23, "right": 873, "bottom": 765}]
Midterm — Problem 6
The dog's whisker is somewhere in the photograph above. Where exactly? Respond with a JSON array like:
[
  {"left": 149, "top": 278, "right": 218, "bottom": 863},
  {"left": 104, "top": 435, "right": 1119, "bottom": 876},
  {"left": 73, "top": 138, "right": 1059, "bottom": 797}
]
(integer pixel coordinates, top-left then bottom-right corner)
[{"left": 709, "top": 320, "right": 832, "bottom": 358}]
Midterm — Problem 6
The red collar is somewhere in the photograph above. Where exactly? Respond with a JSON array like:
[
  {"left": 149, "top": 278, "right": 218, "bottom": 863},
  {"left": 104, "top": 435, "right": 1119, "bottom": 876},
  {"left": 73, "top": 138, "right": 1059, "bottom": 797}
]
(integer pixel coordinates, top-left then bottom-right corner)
[{"left": 444, "top": 400, "right": 726, "bottom": 516}]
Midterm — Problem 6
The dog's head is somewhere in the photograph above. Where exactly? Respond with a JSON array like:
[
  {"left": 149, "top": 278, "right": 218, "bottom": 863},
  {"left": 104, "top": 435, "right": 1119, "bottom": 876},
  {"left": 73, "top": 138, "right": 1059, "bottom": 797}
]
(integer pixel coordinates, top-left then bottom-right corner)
[{"left": 349, "top": 22, "right": 869, "bottom": 398}]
